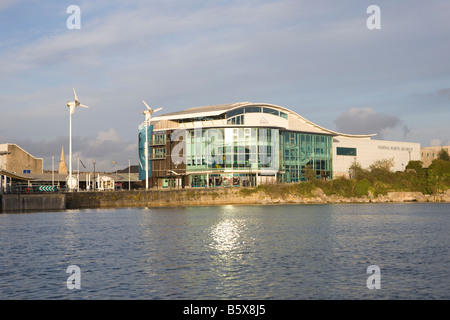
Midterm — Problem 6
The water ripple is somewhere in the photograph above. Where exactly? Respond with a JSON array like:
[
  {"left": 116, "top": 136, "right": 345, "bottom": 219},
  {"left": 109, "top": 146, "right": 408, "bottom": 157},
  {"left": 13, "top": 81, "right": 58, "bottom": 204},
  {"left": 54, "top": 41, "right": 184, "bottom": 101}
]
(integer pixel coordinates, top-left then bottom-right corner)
[{"left": 0, "top": 203, "right": 449, "bottom": 299}]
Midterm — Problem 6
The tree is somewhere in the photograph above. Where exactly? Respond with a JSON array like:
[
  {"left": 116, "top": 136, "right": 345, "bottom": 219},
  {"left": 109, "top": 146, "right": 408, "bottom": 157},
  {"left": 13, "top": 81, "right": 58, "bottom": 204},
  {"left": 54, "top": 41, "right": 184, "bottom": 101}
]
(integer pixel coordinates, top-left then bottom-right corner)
[
  {"left": 369, "top": 158, "right": 395, "bottom": 172},
  {"left": 349, "top": 161, "right": 366, "bottom": 180},
  {"left": 428, "top": 159, "right": 450, "bottom": 178},
  {"left": 405, "top": 160, "right": 424, "bottom": 174},
  {"left": 304, "top": 164, "right": 316, "bottom": 181},
  {"left": 437, "top": 148, "right": 450, "bottom": 162}
]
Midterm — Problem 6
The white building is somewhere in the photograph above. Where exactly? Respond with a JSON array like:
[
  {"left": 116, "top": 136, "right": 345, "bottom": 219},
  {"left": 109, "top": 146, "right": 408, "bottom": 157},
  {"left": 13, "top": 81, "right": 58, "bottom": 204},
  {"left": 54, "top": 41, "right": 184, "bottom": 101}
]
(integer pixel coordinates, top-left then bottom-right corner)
[{"left": 333, "top": 136, "right": 420, "bottom": 177}]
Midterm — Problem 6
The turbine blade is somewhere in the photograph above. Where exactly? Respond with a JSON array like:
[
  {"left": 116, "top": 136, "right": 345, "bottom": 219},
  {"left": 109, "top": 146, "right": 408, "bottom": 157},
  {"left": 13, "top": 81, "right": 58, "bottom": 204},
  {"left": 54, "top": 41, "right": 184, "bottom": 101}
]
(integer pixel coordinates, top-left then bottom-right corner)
[
  {"left": 79, "top": 104, "right": 89, "bottom": 108},
  {"left": 142, "top": 100, "right": 151, "bottom": 110},
  {"left": 73, "top": 88, "right": 78, "bottom": 102},
  {"left": 154, "top": 107, "right": 163, "bottom": 112}
]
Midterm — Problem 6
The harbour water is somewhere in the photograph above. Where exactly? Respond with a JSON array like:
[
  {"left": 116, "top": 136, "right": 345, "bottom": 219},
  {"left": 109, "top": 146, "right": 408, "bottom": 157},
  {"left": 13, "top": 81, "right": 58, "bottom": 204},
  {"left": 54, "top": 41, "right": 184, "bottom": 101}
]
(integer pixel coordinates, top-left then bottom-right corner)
[{"left": 0, "top": 203, "right": 448, "bottom": 300}]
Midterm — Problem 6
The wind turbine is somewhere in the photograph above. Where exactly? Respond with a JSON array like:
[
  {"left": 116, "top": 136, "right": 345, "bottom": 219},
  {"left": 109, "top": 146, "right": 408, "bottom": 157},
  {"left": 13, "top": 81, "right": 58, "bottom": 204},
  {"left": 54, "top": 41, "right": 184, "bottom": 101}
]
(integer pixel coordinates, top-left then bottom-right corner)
[
  {"left": 66, "top": 88, "right": 89, "bottom": 190},
  {"left": 142, "top": 100, "right": 162, "bottom": 122},
  {"left": 142, "top": 100, "right": 162, "bottom": 189}
]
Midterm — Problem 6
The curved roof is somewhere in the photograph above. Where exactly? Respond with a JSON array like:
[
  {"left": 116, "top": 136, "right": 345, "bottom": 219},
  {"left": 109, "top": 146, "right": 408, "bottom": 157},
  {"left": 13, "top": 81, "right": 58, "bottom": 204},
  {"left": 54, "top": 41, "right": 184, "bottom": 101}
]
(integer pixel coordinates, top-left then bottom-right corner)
[{"left": 151, "top": 102, "right": 376, "bottom": 138}]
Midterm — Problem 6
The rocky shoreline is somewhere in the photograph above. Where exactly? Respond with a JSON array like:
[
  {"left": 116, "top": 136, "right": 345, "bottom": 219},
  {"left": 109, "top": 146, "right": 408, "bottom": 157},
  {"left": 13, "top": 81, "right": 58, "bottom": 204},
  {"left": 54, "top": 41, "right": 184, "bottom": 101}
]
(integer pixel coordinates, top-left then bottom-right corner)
[
  {"left": 64, "top": 188, "right": 450, "bottom": 210},
  {"left": 256, "top": 188, "right": 450, "bottom": 204}
]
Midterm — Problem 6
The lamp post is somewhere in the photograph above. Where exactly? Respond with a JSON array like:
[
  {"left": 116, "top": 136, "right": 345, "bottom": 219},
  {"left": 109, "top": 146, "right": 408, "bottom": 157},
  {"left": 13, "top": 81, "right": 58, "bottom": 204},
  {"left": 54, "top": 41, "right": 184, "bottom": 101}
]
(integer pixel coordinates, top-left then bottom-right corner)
[
  {"left": 112, "top": 161, "right": 118, "bottom": 190},
  {"left": 93, "top": 161, "right": 96, "bottom": 191},
  {"left": 145, "top": 119, "right": 149, "bottom": 190},
  {"left": 52, "top": 154, "right": 54, "bottom": 187}
]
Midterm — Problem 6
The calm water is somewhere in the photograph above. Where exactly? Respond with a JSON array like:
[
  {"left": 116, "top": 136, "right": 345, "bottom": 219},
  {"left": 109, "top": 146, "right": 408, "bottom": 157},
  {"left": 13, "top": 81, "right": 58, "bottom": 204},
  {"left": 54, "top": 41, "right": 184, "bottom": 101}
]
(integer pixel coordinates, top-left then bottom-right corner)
[{"left": 0, "top": 203, "right": 448, "bottom": 300}]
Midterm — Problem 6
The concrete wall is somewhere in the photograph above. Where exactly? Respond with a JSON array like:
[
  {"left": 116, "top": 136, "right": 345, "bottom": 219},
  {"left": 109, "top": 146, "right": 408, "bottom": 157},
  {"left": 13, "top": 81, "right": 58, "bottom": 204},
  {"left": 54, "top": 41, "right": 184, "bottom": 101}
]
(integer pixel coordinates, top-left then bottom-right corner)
[{"left": 1, "top": 194, "right": 65, "bottom": 213}]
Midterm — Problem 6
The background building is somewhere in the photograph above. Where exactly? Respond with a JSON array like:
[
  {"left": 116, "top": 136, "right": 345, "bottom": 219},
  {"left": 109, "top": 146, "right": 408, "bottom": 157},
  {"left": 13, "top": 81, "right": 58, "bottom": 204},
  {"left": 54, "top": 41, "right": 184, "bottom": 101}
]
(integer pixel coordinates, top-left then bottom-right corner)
[
  {"left": 139, "top": 102, "right": 421, "bottom": 188},
  {"left": 333, "top": 137, "right": 420, "bottom": 177},
  {"left": 0, "top": 143, "right": 43, "bottom": 175},
  {"left": 421, "top": 146, "right": 450, "bottom": 167}
]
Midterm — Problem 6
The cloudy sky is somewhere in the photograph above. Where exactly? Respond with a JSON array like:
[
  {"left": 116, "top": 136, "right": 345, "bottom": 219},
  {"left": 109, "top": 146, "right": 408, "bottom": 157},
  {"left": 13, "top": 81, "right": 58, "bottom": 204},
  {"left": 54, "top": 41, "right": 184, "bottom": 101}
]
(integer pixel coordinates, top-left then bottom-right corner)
[{"left": 0, "top": 0, "right": 449, "bottom": 171}]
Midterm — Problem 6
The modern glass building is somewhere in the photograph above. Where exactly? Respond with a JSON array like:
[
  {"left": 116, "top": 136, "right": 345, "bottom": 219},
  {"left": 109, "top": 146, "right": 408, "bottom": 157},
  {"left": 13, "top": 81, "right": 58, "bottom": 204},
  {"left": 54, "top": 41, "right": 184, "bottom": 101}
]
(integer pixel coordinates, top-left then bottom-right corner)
[{"left": 138, "top": 102, "right": 420, "bottom": 188}]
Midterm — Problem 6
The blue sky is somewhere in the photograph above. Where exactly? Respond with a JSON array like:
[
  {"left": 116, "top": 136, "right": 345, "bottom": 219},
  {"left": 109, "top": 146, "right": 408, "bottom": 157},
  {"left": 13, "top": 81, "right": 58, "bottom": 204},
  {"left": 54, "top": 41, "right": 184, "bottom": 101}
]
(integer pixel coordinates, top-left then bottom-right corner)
[{"left": 1, "top": 0, "right": 449, "bottom": 171}]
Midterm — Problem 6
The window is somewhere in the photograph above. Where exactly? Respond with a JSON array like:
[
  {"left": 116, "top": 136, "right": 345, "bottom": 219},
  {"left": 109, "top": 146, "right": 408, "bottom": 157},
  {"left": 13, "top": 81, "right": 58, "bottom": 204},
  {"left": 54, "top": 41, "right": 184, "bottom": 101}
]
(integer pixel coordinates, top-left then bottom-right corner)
[
  {"left": 226, "top": 115, "right": 244, "bottom": 125},
  {"left": 336, "top": 147, "right": 357, "bottom": 156},
  {"left": 226, "top": 108, "right": 244, "bottom": 118},
  {"left": 152, "top": 147, "right": 166, "bottom": 159},
  {"left": 244, "top": 106, "right": 261, "bottom": 113},
  {"left": 151, "top": 133, "right": 166, "bottom": 145},
  {"left": 226, "top": 106, "right": 287, "bottom": 120},
  {"left": 263, "top": 107, "right": 279, "bottom": 116}
]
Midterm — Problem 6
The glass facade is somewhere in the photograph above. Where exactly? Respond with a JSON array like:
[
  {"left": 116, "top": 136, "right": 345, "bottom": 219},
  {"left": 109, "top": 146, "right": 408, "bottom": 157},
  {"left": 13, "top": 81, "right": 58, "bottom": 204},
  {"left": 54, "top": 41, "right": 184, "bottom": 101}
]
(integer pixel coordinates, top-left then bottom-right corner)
[
  {"left": 225, "top": 106, "right": 289, "bottom": 121},
  {"left": 141, "top": 104, "right": 335, "bottom": 186},
  {"left": 185, "top": 127, "right": 279, "bottom": 172},
  {"left": 175, "top": 127, "right": 333, "bottom": 185},
  {"left": 279, "top": 132, "right": 333, "bottom": 182}
]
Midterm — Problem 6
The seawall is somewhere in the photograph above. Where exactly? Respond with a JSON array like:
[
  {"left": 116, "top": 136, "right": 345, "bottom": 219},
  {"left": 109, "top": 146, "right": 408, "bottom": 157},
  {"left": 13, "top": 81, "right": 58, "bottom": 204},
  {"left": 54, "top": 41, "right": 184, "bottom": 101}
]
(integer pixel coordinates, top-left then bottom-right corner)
[
  {"left": 0, "top": 194, "right": 66, "bottom": 213},
  {"left": 66, "top": 188, "right": 450, "bottom": 209},
  {"left": 65, "top": 189, "right": 254, "bottom": 209},
  {"left": 1, "top": 188, "right": 449, "bottom": 213}
]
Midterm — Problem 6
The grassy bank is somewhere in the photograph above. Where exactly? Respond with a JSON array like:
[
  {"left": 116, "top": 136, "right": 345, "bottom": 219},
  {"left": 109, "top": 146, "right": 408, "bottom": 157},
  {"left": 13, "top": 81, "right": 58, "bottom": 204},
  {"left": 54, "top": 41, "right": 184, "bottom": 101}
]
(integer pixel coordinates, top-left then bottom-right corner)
[{"left": 240, "top": 158, "right": 450, "bottom": 199}]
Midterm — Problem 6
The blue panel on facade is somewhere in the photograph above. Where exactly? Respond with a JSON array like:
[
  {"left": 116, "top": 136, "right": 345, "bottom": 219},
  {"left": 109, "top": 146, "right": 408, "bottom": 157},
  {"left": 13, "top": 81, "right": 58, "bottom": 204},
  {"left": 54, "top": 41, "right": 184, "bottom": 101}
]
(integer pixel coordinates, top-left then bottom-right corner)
[{"left": 138, "top": 124, "right": 153, "bottom": 180}]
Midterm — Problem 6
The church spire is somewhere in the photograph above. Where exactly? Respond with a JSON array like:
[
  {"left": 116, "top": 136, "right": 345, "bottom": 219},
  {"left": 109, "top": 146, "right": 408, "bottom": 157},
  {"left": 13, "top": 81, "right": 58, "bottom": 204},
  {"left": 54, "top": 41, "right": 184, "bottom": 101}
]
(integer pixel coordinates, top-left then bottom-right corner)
[{"left": 58, "top": 146, "right": 68, "bottom": 174}]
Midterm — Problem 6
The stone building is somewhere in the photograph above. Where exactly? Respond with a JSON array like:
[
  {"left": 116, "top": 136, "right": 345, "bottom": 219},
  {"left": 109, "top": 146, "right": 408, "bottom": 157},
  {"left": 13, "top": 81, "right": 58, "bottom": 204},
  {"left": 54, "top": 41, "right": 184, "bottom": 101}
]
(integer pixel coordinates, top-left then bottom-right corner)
[
  {"left": 420, "top": 146, "right": 450, "bottom": 167},
  {"left": 0, "top": 143, "right": 43, "bottom": 175}
]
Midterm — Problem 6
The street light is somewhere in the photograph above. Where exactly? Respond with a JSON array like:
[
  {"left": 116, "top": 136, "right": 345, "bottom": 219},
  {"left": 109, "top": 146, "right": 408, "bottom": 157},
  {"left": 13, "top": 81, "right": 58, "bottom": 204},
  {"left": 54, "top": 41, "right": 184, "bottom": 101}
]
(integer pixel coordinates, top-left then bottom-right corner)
[
  {"left": 112, "top": 161, "right": 118, "bottom": 190},
  {"left": 92, "top": 161, "right": 96, "bottom": 191}
]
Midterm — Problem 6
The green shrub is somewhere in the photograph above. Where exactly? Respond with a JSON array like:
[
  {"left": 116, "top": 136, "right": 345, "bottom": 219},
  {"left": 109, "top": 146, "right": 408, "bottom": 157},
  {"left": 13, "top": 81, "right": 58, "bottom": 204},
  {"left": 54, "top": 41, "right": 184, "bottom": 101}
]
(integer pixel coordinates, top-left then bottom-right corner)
[{"left": 355, "top": 178, "right": 370, "bottom": 197}]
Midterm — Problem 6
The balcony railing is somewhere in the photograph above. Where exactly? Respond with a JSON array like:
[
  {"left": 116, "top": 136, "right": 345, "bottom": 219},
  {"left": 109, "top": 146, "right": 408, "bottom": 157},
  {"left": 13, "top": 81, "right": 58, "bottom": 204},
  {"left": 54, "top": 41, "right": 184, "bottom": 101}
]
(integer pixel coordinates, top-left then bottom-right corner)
[{"left": 149, "top": 139, "right": 166, "bottom": 146}]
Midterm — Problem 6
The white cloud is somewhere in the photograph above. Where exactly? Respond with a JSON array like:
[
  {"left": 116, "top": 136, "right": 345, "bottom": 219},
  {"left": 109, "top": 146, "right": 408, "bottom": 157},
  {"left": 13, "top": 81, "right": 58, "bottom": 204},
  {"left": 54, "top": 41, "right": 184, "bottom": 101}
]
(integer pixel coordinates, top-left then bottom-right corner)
[
  {"left": 334, "top": 107, "right": 402, "bottom": 139},
  {"left": 93, "top": 128, "right": 121, "bottom": 145},
  {"left": 430, "top": 139, "right": 450, "bottom": 147}
]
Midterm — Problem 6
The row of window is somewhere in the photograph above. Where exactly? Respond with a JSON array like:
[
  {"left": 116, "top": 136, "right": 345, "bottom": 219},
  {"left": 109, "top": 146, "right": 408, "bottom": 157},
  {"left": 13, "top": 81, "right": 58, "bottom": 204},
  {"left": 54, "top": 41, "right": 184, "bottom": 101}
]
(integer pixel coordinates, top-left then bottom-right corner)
[
  {"left": 150, "top": 133, "right": 166, "bottom": 145},
  {"left": 226, "top": 106, "right": 288, "bottom": 120},
  {"left": 151, "top": 147, "right": 166, "bottom": 159},
  {"left": 227, "top": 114, "right": 244, "bottom": 125}
]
